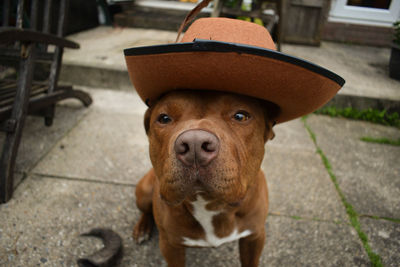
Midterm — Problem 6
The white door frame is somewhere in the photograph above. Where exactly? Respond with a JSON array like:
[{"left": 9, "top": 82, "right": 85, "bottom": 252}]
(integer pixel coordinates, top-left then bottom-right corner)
[{"left": 329, "top": 0, "right": 400, "bottom": 27}]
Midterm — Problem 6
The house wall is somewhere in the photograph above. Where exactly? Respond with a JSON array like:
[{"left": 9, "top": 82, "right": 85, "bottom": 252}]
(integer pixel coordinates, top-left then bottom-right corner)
[
  {"left": 322, "top": 0, "right": 399, "bottom": 47},
  {"left": 322, "top": 21, "right": 393, "bottom": 47}
]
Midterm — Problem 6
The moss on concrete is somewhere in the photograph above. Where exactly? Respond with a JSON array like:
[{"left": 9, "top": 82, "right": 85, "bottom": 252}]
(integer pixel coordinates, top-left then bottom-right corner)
[{"left": 302, "top": 116, "right": 383, "bottom": 267}]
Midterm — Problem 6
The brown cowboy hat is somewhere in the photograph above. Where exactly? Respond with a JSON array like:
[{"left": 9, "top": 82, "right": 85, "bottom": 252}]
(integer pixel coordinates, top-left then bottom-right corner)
[{"left": 124, "top": 17, "right": 345, "bottom": 123}]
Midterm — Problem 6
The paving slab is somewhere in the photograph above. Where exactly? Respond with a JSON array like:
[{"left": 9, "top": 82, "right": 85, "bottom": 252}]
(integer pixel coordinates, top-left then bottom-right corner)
[
  {"left": 268, "top": 118, "right": 315, "bottom": 152},
  {"left": 282, "top": 42, "right": 400, "bottom": 102},
  {"left": 306, "top": 114, "right": 400, "bottom": 219},
  {"left": 33, "top": 89, "right": 151, "bottom": 185},
  {"left": 360, "top": 217, "right": 400, "bottom": 267},
  {"left": 33, "top": 111, "right": 151, "bottom": 185},
  {"left": 76, "top": 86, "right": 148, "bottom": 115},
  {"left": 0, "top": 174, "right": 369, "bottom": 267},
  {"left": 263, "top": 118, "right": 347, "bottom": 221},
  {"left": 60, "top": 27, "right": 177, "bottom": 89},
  {"left": 261, "top": 215, "right": 369, "bottom": 267},
  {"left": 0, "top": 175, "right": 139, "bottom": 267},
  {"left": 63, "top": 27, "right": 177, "bottom": 71},
  {"left": 0, "top": 102, "right": 90, "bottom": 188},
  {"left": 15, "top": 105, "right": 90, "bottom": 172},
  {"left": 263, "top": 146, "right": 348, "bottom": 222}
]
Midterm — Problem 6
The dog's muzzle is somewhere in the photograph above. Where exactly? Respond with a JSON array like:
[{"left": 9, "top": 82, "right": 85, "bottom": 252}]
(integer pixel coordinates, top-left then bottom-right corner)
[{"left": 174, "top": 129, "right": 219, "bottom": 167}]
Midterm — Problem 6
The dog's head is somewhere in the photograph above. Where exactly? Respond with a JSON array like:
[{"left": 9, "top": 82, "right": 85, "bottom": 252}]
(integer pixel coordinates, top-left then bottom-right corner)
[{"left": 144, "top": 90, "right": 279, "bottom": 206}]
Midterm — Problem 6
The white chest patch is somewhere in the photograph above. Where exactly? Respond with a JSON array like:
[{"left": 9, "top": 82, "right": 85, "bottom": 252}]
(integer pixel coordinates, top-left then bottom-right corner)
[{"left": 182, "top": 196, "right": 251, "bottom": 247}]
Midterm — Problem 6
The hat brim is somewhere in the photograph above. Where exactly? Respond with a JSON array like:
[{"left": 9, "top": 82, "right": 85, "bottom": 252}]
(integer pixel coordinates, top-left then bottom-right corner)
[{"left": 124, "top": 40, "right": 345, "bottom": 123}]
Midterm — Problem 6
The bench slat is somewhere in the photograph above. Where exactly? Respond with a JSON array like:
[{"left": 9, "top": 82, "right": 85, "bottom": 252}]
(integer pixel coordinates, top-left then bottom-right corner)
[
  {"left": 0, "top": 48, "right": 55, "bottom": 62},
  {"left": 0, "top": 82, "right": 48, "bottom": 108}
]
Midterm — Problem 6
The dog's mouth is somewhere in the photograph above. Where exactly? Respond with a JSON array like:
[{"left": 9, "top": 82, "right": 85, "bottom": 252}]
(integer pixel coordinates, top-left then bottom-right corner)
[
  {"left": 177, "top": 164, "right": 216, "bottom": 190},
  {"left": 159, "top": 161, "right": 245, "bottom": 206}
]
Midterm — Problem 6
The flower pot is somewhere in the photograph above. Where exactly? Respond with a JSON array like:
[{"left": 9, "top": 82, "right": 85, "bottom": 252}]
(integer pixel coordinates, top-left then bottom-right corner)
[{"left": 389, "top": 43, "right": 400, "bottom": 81}]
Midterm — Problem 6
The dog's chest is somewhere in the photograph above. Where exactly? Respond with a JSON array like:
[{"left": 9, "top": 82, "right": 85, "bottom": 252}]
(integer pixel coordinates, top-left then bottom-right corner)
[{"left": 182, "top": 196, "right": 251, "bottom": 247}]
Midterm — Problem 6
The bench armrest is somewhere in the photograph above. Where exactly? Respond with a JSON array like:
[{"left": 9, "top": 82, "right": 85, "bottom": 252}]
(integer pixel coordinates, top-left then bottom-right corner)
[{"left": 0, "top": 28, "right": 79, "bottom": 49}]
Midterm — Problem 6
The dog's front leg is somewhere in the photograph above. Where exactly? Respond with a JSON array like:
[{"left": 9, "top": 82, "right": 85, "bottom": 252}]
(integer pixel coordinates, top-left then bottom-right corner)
[
  {"left": 159, "top": 235, "right": 185, "bottom": 267},
  {"left": 239, "top": 231, "right": 265, "bottom": 267}
]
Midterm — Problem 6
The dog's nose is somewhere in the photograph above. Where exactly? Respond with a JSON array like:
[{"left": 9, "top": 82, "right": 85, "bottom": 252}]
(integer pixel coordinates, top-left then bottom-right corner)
[{"left": 175, "top": 130, "right": 219, "bottom": 167}]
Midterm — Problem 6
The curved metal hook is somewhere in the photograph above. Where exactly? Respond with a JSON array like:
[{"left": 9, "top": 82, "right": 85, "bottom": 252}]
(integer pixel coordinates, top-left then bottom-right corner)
[{"left": 77, "top": 228, "right": 123, "bottom": 267}]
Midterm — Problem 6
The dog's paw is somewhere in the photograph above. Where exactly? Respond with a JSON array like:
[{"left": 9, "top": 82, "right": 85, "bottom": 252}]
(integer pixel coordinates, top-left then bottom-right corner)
[{"left": 133, "top": 213, "right": 154, "bottom": 244}]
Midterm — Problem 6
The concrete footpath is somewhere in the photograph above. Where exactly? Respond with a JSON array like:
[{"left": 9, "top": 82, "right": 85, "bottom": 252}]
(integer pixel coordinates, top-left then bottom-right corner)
[{"left": 0, "top": 26, "right": 399, "bottom": 266}]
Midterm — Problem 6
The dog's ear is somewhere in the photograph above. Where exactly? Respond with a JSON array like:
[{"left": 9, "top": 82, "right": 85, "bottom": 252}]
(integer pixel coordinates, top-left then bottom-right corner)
[
  {"left": 260, "top": 100, "right": 279, "bottom": 142},
  {"left": 265, "top": 120, "right": 276, "bottom": 141},
  {"left": 144, "top": 108, "right": 152, "bottom": 135}
]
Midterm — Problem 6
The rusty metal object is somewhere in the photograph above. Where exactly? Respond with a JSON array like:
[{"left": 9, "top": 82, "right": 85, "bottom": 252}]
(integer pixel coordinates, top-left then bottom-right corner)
[{"left": 78, "top": 228, "right": 124, "bottom": 267}]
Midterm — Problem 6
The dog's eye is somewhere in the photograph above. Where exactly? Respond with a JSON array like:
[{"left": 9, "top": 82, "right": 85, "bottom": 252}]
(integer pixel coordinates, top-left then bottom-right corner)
[
  {"left": 157, "top": 114, "right": 172, "bottom": 124},
  {"left": 233, "top": 111, "right": 250, "bottom": 122}
]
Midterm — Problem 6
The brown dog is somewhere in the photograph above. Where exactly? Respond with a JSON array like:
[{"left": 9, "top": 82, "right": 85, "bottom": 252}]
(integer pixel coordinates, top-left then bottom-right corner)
[{"left": 133, "top": 90, "right": 278, "bottom": 267}]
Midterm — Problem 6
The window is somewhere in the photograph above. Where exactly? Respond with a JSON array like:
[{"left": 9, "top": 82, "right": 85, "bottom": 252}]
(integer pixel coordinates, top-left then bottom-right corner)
[{"left": 329, "top": 0, "right": 400, "bottom": 26}]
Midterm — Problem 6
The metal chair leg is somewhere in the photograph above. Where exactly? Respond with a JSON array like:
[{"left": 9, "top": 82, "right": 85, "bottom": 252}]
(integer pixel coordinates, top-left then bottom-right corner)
[
  {"left": 0, "top": 43, "right": 36, "bottom": 203},
  {"left": 44, "top": 105, "right": 55, "bottom": 127}
]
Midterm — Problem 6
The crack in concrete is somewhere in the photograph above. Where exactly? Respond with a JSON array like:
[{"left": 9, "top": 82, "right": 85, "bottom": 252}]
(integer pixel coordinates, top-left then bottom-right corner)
[
  {"left": 302, "top": 115, "right": 384, "bottom": 267},
  {"left": 359, "top": 214, "right": 400, "bottom": 224},
  {"left": 31, "top": 172, "right": 137, "bottom": 188},
  {"left": 268, "top": 212, "right": 346, "bottom": 225}
]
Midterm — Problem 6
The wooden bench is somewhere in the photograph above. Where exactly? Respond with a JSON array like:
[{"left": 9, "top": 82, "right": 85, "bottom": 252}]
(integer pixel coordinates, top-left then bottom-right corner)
[{"left": 0, "top": 0, "right": 93, "bottom": 203}]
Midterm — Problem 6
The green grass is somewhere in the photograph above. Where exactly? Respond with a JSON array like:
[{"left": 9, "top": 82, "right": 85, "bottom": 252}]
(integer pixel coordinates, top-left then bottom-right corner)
[
  {"left": 315, "top": 107, "right": 400, "bottom": 128},
  {"left": 360, "top": 137, "right": 400, "bottom": 146},
  {"left": 301, "top": 116, "right": 383, "bottom": 267},
  {"left": 360, "top": 215, "right": 400, "bottom": 224}
]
